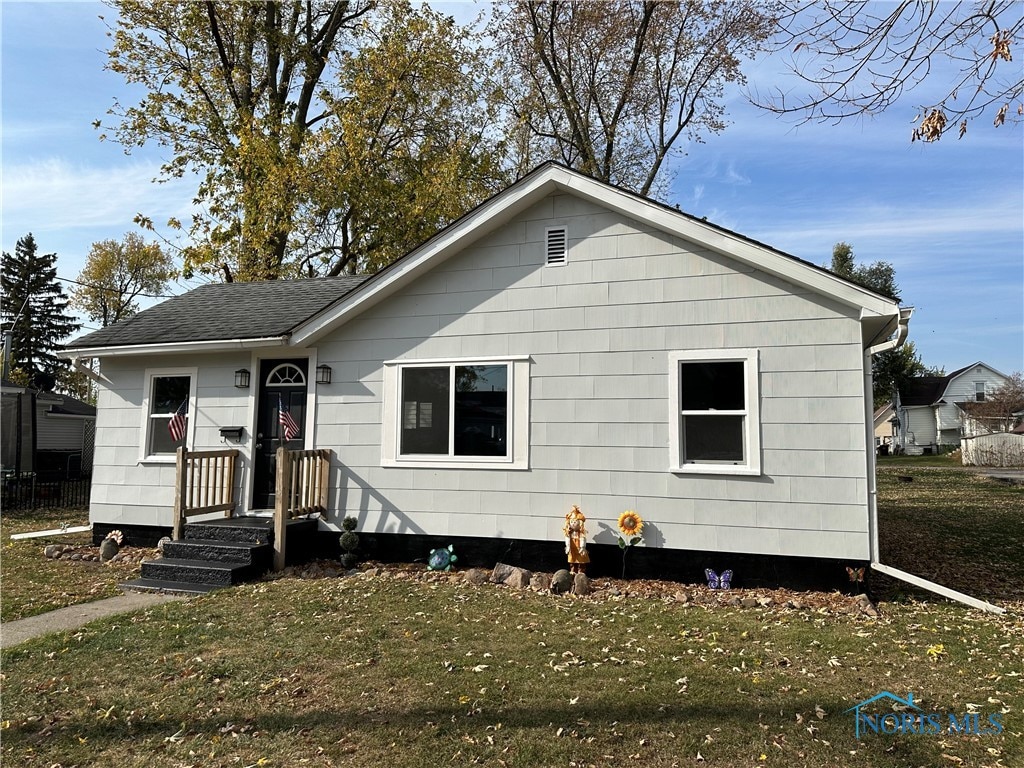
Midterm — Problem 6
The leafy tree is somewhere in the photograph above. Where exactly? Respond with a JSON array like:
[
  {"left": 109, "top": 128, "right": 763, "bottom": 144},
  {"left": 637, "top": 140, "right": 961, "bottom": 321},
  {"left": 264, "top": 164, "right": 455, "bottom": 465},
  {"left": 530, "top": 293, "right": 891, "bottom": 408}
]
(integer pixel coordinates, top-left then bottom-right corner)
[
  {"left": 71, "top": 232, "right": 174, "bottom": 327},
  {"left": 1, "top": 234, "right": 80, "bottom": 386},
  {"left": 757, "top": 1, "right": 1023, "bottom": 142},
  {"left": 828, "top": 241, "right": 941, "bottom": 405},
  {"left": 103, "top": 0, "right": 373, "bottom": 281},
  {"left": 101, "top": 0, "right": 503, "bottom": 281},
  {"left": 830, "top": 241, "right": 899, "bottom": 301},
  {"left": 489, "top": 0, "right": 774, "bottom": 196},
  {"left": 299, "top": 1, "right": 507, "bottom": 275}
]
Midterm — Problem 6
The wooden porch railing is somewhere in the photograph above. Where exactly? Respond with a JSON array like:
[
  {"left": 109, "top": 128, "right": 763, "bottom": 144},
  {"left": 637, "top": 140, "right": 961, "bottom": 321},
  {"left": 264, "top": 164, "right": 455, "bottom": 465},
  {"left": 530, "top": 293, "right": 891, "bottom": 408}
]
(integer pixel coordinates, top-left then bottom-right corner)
[
  {"left": 173, "top": 447, "right": 240, "bottom": 539},
  {"left": 273, "top": 447, "right": 331, "bottom": 570}
]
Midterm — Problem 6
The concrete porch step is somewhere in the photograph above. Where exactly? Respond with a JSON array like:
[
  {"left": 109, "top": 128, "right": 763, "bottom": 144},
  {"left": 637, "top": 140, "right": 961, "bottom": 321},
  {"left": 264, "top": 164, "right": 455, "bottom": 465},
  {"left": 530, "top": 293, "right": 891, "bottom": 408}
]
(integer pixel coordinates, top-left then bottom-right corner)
[
  {"left": 161, "top": 537, "right": 272, "bottom": 566},
  {"left": 140, "top": 556, "right": 259, "bottom": 586}
]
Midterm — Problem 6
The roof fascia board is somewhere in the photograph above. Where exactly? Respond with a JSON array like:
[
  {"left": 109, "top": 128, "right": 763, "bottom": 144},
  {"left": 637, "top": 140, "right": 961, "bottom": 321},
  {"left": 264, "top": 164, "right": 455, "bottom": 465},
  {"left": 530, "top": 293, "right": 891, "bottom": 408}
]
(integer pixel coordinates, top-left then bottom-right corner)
[{"left": 59, "top": 336, "right": 288, "bottom": 360}]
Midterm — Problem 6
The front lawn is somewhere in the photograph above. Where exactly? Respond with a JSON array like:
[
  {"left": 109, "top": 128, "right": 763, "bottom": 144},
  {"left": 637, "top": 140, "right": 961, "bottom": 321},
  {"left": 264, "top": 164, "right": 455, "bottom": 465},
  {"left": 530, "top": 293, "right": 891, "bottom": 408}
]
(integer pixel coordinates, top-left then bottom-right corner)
[
  {"left": 2, "top": 465, "right": 1021, "bottom": 766},
  {"left": 0, "top": 507, "right": 146, "bottom": 622},
  {"left": 2, "top": 573, "right": 1021, "bottom": 768}
]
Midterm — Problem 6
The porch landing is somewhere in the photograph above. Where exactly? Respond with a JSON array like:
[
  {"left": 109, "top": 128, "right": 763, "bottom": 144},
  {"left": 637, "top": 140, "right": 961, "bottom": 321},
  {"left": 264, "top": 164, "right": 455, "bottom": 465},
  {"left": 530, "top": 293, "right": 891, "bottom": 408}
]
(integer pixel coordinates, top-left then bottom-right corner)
[{"left": 122, "top": 516, "right": 319, "bottom": 595}]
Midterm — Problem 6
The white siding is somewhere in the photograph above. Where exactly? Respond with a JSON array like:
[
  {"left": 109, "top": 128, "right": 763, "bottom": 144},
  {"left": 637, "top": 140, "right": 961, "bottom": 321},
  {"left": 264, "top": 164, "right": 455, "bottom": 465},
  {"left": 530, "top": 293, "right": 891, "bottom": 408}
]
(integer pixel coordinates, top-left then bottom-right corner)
[
  {"left": 89, "top": 354, "right": 254, "bottom": 527},
  {"left": 90, "top": 191, "right": 876, "bottom": 560},
  {"left": 315, "top": 193, "right": 872, "bottom": 560}
]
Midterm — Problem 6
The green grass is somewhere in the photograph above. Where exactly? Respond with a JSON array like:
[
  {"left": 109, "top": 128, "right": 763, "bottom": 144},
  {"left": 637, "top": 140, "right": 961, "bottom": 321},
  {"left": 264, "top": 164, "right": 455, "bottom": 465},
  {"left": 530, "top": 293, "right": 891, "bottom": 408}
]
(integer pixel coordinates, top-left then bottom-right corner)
[
  {"left": 0, "top": 506, "right": 145, "bottom": 622},
  {"left": 2, "top": 467, "right": 1022, "bottom": 766},
  {"left": 1, "top": 576, "right": 1021, "bottom": 767},
  {"left": 876, "top": 465, "right": 1024, "bottom": 603}
]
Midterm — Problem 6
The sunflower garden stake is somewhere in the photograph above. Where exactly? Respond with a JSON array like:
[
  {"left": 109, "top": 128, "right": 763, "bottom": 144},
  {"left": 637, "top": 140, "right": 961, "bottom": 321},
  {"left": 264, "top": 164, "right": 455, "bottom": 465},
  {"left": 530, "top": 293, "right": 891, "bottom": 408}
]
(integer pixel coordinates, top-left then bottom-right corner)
[
  {"left": 563, "top": 506, "right": 589, "bottom": 574},
  {"left": 617, "top": 511, "right": 644, "bottom": 579}
]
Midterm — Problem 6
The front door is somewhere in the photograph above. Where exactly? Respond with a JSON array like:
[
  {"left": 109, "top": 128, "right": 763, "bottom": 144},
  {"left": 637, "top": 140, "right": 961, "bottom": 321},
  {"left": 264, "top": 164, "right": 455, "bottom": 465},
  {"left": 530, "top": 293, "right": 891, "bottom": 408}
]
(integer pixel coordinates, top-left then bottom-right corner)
[{"left": 252, "top": 358, "right": 308, "bottom": 509}]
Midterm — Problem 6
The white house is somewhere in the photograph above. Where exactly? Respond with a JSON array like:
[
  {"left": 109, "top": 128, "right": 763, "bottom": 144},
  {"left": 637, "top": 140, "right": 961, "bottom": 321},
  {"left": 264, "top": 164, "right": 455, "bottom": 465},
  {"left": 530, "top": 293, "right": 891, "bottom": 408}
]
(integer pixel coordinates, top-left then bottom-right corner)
[
  {"left": 893, "top": 362, "right": 1011, "bottom": 451},
  {"left": 61, "top": 164, "right": 909, "bottom": 571}
]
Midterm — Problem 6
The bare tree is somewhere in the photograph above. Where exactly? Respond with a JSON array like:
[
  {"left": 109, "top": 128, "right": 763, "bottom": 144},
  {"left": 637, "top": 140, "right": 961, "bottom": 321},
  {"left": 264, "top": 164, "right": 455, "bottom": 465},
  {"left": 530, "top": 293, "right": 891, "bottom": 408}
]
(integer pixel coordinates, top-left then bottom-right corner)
[
  {"left": 490, "top": 0, "right": 774, "bottom": 196},
  {"left": 756, "top": 1, "right": 1024, "bottom": 142}
]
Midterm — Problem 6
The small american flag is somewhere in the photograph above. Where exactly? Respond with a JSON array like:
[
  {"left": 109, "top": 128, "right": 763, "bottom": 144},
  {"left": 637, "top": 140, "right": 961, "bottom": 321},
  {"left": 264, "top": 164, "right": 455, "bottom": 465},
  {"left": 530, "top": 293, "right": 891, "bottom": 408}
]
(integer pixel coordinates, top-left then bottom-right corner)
[
  {"left": 278, "top": 395, "right": 300, "bottom": 441},
  {"left": 168, "top": 399, "right": 188, "bottom": 443}
]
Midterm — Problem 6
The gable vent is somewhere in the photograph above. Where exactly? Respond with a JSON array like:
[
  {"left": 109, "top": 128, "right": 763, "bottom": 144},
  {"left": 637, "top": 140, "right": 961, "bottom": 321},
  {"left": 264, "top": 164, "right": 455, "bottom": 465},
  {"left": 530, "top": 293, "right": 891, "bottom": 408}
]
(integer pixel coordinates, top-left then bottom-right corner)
[{"left": 545, "top": 227, "right": 567, "bottom": 265}]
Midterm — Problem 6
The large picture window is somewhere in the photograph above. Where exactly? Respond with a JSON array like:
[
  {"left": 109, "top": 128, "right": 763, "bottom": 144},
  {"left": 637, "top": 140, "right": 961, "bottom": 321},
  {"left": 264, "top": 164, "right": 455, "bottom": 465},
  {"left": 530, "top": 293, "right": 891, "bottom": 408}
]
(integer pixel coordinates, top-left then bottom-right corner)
[
  {"left": 384, "top": 357, "right": 529, "bottom": 468},
  {"left": 668, "top": 350, "right": 760, "bottom": 475},
  {"left": 142, "top": 369, "right": 196, "bottom": 459}
]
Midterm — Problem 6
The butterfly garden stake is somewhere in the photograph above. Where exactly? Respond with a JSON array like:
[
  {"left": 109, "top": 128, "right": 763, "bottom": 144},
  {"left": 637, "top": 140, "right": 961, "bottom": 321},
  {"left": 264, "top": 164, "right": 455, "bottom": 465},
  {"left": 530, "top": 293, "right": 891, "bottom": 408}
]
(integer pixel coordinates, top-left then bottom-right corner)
[
  {"left": 617, "top": 510, "right": 645, "bottom": 579},
  {"left": 705, "top": 569, "right": 733, "bottom": 590}
]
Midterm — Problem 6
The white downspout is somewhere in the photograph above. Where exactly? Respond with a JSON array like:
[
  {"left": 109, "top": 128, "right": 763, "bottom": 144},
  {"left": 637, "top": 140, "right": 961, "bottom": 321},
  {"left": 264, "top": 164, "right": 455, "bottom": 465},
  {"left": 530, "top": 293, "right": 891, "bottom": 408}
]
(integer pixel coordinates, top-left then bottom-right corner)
[{"left": 864, "top": 308, "right": 1004, "bottom": 614}]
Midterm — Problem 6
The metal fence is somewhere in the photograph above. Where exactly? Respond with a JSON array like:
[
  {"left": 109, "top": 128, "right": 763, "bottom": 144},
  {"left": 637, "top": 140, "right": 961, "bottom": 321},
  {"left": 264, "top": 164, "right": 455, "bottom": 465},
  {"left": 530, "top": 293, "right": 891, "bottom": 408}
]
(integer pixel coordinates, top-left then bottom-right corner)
[{"left": 1, "top": 474, "right": 92, "bottom": 510}]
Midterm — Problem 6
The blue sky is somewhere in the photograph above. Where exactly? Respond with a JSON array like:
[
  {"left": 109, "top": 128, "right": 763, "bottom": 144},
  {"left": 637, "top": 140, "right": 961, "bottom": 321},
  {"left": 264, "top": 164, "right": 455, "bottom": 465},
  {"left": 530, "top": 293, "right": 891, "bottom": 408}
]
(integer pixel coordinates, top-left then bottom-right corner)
[{"left": 2, "top": 1, "right": 1022, "bottom": 376}]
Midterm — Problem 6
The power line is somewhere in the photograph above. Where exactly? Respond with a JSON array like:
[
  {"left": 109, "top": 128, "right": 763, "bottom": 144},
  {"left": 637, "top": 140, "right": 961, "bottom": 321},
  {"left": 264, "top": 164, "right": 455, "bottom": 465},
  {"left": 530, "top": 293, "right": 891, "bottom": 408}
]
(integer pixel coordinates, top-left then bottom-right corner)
[{"left": 55, "top": 274, "right": 177, "bottom": 299}]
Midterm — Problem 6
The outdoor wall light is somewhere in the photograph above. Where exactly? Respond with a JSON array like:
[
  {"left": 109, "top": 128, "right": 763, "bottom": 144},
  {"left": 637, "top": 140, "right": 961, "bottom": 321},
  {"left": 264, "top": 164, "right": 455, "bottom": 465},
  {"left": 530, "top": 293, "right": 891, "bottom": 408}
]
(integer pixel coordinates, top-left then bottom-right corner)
[
  {"left": 316, "top": 364, "right": 332, "bottom": 385},
  {"left": 234, "top": 368, "right": 251, "bottom": 388}
]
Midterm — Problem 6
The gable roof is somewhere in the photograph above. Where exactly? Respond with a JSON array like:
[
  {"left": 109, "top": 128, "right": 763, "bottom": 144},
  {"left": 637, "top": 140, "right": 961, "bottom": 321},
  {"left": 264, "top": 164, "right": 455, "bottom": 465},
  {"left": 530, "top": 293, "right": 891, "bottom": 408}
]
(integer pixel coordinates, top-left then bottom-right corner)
[
  {"left": 898, "top": 362, "right": 1008, "bottom": 407},
  {"left": 61, "top": 163, "right": 902, "bottom": 359},
  {"left": 46, "top": 394, "right": 96, "bottom": 417},
  {"left": 65, "top": 275, "right": 367, "bottom": 352},
  {"left": 290, "top": 163, "right": 901, "bottom": 347}
]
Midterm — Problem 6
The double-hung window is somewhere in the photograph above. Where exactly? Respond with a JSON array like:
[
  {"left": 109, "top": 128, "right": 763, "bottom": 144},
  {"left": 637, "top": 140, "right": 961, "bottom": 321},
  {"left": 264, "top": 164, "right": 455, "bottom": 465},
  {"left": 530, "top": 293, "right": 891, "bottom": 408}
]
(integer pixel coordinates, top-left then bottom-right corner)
[
  {"left": 383, "top": 357, "right": 530, "bottom": 468},
  {"left": 141, "top": 368, "right": 196, "bottom": 460},
  {"left": 668, "top": 350, "right": 760, "bottom": 475}
]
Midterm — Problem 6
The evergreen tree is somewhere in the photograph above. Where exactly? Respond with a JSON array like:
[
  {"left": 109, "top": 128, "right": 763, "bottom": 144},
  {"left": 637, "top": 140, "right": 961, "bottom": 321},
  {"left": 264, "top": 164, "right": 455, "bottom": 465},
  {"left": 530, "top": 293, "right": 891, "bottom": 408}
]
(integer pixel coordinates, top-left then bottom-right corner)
[
  {"left": 1, "top": 234, "right": 80, "bottom": 386},
  {"left": 828, "top": 241, "right": 938, "bottom": 406}
]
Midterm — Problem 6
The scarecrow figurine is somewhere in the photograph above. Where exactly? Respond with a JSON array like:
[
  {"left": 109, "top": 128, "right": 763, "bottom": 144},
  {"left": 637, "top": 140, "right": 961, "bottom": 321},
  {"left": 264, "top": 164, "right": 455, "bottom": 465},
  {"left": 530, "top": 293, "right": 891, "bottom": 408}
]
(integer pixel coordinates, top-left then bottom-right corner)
[{"left": 563, "top": 505, "right": 590, "bottom": 574}]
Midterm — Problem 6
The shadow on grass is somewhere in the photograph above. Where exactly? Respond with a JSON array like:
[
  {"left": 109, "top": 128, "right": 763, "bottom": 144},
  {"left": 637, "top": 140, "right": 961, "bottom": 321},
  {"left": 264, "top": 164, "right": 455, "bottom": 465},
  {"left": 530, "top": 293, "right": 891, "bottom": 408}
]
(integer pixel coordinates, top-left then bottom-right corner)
[{"left": 2, "top": 694, "right": 966, "bottom": 767}]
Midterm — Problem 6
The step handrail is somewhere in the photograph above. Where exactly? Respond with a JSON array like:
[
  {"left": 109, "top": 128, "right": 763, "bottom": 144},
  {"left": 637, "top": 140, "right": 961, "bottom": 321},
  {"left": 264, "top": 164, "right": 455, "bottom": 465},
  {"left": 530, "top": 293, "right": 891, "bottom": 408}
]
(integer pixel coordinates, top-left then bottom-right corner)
[
  {"left": 173, "top": 447, "right": 240, "bottom": 540},
  {"left": 273, "top": 447, "right": 331, "bottom": 570}
]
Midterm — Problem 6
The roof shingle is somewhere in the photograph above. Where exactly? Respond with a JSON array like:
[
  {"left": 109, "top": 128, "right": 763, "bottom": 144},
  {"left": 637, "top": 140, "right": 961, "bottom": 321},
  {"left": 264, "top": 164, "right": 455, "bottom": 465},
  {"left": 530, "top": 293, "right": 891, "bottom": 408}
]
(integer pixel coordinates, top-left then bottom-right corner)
[{"left": 66, "top": 276, "right": 367, "bottom": 350}]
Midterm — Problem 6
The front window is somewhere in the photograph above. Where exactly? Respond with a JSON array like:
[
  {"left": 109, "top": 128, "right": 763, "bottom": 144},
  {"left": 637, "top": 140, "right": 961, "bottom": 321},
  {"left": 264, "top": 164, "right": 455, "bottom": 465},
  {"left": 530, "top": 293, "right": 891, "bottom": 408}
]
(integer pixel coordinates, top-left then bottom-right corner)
[
  {"left": 384, "top": 357, "right": 529, "bottom": 468},
  {"left": 400, "top": 364, "right": 509, "bottom": 458},
  {"left": 669, "top": 350, "right": 760, "bottom": 475},
  {"left": 975, "top": 382, "right": 986, "bottom": 402},
  {"left": 144, "top": 371, "right": 194, "bottom": 457}
]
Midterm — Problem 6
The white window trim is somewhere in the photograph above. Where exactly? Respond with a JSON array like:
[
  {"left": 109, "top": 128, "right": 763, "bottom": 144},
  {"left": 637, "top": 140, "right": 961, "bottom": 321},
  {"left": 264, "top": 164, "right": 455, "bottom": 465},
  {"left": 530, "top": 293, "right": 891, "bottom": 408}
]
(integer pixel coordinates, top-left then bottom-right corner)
[
  {"left": 382, "top": 356, "right": 530, "bottom": 470},
  {"left": 139, "top": 367, "right": 198, "bottom": 463},
  {"left": 668, "top": 349, "right": 761, "bottom": 476}
]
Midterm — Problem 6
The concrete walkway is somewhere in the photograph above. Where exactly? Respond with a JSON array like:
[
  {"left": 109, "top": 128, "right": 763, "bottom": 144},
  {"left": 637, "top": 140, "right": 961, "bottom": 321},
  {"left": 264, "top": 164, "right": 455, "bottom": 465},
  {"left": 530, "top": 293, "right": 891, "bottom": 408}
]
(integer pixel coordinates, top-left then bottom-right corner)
[{"left": 1, "top": 591, "right": 188, "bottom": 650}]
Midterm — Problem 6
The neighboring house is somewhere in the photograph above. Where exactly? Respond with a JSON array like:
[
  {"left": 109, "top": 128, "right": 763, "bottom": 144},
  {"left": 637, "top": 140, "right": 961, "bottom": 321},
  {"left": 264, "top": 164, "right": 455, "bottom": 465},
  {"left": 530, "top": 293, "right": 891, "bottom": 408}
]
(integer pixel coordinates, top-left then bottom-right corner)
[
  {"left": 0, "top": 379, "right": 96, "bottom": 479},
  {"left": 60, "top": 163, "right": 908, "bottom": 566},
  {"left": 873, "top": 402, "right": 896, "bottom": 448},
  {"left": 893, "top": 362, "right": 1010, "bottom": 451}
]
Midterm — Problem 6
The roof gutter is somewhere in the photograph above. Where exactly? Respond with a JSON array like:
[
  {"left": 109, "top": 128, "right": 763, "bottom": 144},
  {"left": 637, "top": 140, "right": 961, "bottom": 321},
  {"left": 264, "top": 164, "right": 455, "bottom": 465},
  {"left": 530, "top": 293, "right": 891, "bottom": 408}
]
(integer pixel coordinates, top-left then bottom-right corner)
[
  {"left": 59, "top": 336, "right": 289, "bottom": 360},
  {"left": 862, "top": 307, "right": 1004, "bottom": 614}
]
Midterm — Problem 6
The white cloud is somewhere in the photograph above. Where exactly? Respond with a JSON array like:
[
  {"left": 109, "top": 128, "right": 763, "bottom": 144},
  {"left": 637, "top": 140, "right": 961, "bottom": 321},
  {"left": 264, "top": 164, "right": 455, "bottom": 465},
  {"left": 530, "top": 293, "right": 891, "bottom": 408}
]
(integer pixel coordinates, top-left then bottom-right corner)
[{"left": 2, "top": 157, "right": 196, "bottom": 233}]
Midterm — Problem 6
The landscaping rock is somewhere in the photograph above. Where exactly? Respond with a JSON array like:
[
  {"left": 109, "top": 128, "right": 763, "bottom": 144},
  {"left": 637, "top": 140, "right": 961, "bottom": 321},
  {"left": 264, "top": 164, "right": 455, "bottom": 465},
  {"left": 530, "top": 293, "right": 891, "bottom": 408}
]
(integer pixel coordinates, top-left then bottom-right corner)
[
  {"left": 490, "top": 562, "right": 519, "bottom": 584},
  {"left": 551, "top": 569, "right": 573, "bottom": 594},
  {"left": 463, "top": 568, "right": 490, "bottom": 586},
  {"left": 530, "top": 572, "right": 551, "bottom": 591},
  {"left": 740, "top": 596, "right": 758, "bottom": 608},
  {"left": 99, "top": 538, "right": 120, "bottom": 562},
  {"left": 44, "top": 544, "right": 61, "bottom": 559},
  {"left": 502, "top": 566, "right": 533, "bottom": 589},
  {"left": 856, "top": 593, "right": 879, "bottom": 617},
  {"left": 572, "top": 572, "right": 591, "bottom": 596}
]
